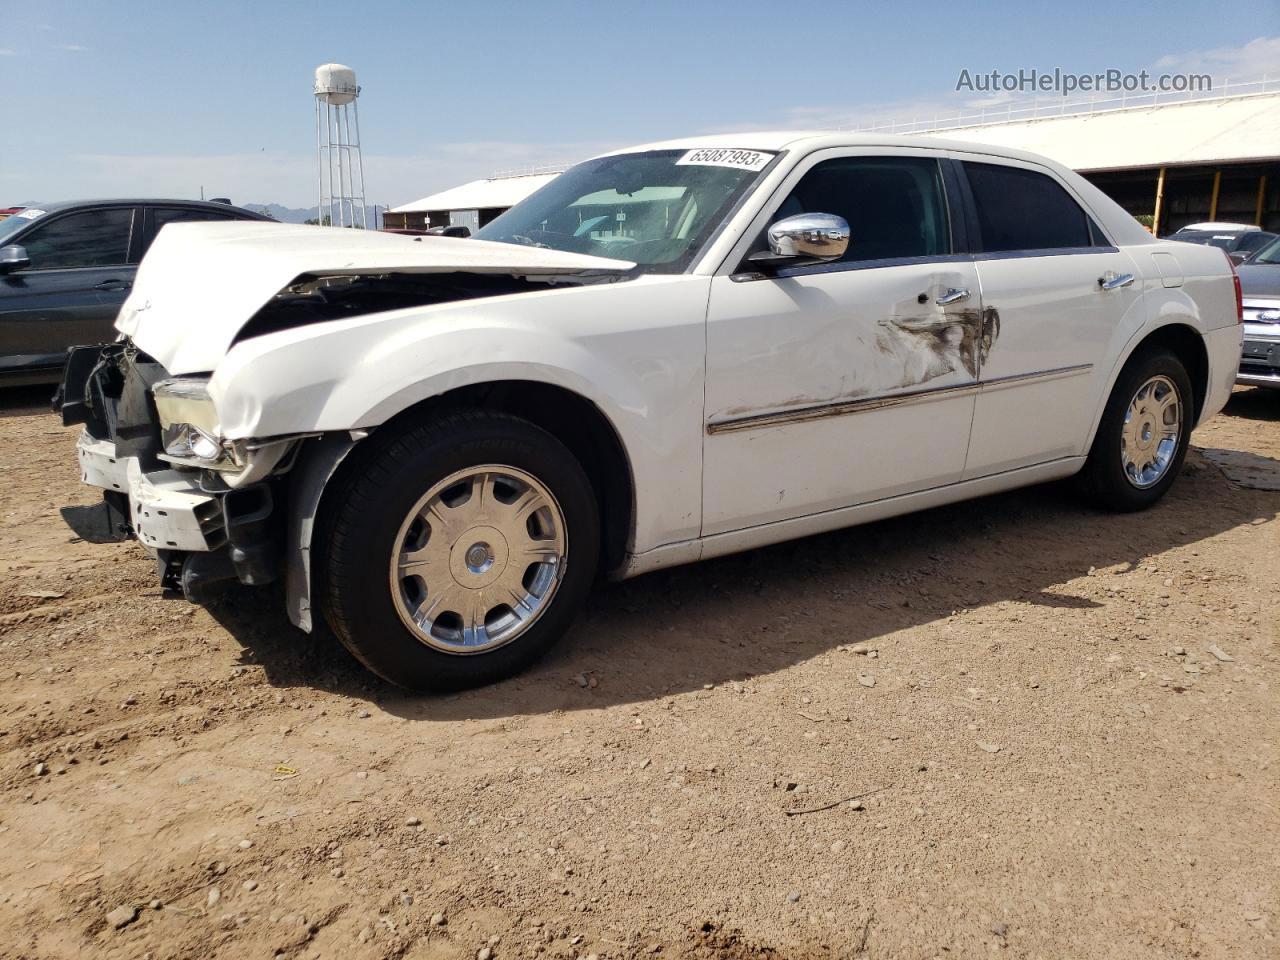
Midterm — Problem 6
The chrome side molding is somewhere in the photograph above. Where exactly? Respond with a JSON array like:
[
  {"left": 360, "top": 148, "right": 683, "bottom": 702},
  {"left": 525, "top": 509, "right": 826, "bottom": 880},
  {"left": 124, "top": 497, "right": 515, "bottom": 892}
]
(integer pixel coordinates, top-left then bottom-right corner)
[{"left": 706, "top": 364, "right": 1093, "bottom": 435}]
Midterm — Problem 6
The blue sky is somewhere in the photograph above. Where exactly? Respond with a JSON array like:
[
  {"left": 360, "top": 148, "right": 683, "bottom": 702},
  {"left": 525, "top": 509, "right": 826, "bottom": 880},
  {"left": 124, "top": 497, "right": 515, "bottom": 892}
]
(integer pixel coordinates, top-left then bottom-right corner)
[{"left": 2, "top": 0, "right": 1276, "bottom": 207}]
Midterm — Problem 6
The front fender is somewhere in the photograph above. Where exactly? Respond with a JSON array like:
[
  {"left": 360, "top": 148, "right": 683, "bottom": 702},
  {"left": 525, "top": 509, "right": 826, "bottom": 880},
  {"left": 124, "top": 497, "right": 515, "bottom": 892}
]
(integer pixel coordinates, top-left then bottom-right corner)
[{"left": 209, "top": 274, "right": 711, "bottom": 552}]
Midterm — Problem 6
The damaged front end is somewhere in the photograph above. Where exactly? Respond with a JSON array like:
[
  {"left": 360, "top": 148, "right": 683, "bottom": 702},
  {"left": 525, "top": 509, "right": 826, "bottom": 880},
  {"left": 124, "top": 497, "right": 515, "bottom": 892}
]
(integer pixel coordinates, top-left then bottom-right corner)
[{"left": 56, "top": 341, "right": 301, "bottom": 601}]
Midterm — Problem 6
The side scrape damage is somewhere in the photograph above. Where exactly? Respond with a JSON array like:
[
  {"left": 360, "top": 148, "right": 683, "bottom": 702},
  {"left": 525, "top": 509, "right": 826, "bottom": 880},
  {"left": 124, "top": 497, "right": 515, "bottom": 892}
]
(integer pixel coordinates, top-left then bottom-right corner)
[{"left": 877, "top": 305, "right": 1001, "bottom": 384}]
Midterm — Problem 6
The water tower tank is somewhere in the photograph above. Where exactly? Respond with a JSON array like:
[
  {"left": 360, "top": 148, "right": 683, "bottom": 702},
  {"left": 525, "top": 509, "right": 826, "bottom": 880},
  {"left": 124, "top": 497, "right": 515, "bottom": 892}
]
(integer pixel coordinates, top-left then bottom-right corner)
[{"left": 314, "top": 63, "right": 359, "bottom": 105}]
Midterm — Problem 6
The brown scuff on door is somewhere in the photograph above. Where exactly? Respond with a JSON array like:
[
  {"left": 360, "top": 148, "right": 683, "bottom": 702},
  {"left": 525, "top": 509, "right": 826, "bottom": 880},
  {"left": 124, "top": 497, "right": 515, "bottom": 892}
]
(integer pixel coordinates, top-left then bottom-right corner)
[{"left": 877, "top": 305, "right": 1000, "bottom": 383}]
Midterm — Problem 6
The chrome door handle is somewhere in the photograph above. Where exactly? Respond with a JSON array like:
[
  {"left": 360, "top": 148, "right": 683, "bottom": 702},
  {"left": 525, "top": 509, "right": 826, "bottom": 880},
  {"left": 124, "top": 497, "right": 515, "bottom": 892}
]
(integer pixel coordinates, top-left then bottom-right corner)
[
  {"left": 94, "top": 279, "right": 132, "bottom": 291},
  {"left": 1098, "top": 272, "right": 1135, "bottom": 290},
  {"left": 935, "top": 288, "right": 970, "bottom": 305}
]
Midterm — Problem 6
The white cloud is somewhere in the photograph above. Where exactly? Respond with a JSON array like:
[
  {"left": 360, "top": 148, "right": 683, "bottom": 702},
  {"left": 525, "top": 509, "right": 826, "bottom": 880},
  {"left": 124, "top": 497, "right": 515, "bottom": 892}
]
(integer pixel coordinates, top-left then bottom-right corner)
[
  {"left": 1153, "top": 35, "right": 1279, "bottom": 78},
  {"left": 54, "top": 43, "right": 88, "bottom": 52},
  {"left": 0, "top": 48, "right": 15, "bottom": 56},
  {"left": 707, "top": 92, "right": 1012, "bottom": 135}
]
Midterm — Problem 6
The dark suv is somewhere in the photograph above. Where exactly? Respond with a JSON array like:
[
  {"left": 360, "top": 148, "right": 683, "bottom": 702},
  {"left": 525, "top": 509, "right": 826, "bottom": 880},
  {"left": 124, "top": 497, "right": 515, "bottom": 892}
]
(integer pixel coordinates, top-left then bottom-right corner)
[{"left": 0, "top": 199, "right": 270, "bottom": 384}]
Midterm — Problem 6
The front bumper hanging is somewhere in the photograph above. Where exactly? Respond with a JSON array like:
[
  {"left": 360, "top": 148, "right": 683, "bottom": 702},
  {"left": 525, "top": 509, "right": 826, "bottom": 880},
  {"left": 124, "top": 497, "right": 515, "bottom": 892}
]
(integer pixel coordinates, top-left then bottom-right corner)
[{"left": 57, "top": 342, "right": 283, "bottom": 600}]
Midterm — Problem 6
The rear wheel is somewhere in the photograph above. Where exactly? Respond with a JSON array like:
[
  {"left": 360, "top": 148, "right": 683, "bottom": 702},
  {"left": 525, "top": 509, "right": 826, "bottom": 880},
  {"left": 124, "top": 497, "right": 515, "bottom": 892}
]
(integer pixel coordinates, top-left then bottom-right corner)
[
  {"left": 1077, "top": 348, "right": 1193, "bottom": 511},
  {"left": 318, "top": 411, "right": 600, "bottom": 691}
]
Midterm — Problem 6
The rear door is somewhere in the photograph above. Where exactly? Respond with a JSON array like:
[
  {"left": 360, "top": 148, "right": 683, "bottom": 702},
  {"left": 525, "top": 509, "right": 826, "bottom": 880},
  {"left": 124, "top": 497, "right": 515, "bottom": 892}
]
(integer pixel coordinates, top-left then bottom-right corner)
[
  {"left": 955, "top": 156, "right": 1144, "bottom": 478},
  {"left": 0, "top": 206, "right": 139, "bottom": 373}
]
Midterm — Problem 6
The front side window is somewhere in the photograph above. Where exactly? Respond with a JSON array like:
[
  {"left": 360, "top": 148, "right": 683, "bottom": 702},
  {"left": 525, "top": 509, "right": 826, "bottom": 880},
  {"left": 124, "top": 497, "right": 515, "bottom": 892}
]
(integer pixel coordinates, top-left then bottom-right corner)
[
  {"left": 963, "top": 162, "right": 1093, "bottom": 252},
  {"left": 21, "top": 208, "right": 134, "bottom": 269},
  {"left": 475, "top": 149, "right": 775, "bottom": 273},
  {"left": 766, "top": 155, "right": 950, "bottom": 263}
]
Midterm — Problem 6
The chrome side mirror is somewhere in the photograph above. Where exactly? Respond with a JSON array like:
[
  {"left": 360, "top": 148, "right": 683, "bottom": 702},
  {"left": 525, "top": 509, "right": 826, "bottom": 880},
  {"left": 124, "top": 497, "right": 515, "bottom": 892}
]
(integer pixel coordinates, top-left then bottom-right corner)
[
  {"left": 766, "top": 213, "right": 849, "bottom": 261},
  {"left": 0, "top": 244, "right": 30, "bottom": 274}
]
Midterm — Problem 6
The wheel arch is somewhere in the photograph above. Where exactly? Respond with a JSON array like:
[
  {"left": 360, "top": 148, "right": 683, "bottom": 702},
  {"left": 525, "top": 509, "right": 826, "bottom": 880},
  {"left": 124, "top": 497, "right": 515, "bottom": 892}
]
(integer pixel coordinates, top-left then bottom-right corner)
[
  {"left": 1135, "top": 323, "right": 1209, "bottom": 424},
  {"left": 320, "top": 379, "right": 637, "bottom": 577},
  {"left": 1085, "top": 321, "right": 1210, "bottom": 451}
]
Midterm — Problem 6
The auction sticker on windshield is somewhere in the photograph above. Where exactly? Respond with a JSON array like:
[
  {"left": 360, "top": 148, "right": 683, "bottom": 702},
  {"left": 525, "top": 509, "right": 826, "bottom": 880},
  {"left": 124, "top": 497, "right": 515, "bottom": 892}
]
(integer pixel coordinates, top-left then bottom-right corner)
[{"left": 676, "top": 148, "right": 775, "bottom": 171}]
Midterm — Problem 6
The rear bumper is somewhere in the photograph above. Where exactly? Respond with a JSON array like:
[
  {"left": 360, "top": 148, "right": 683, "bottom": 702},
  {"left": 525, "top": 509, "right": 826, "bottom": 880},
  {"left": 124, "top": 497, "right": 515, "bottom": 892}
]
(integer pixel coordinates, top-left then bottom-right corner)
[{"left": 1202, "top": 324, "right": 1244, "bottom": 421}]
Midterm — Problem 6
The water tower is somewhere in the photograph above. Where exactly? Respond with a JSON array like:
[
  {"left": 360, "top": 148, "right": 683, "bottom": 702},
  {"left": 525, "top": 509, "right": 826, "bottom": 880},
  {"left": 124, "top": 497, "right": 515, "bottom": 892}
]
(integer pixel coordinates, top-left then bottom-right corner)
[{"left": 314, "top": 63, "right": 368, "bottom": 228}]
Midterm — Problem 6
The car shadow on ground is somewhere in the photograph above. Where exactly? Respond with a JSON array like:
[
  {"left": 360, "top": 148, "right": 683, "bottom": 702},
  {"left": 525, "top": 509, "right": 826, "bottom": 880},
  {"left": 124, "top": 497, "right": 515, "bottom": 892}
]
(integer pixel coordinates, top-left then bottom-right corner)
[
  {"left": 0, "top": 383, "right": 58, "bottom": 419},
  {"left": 205, "top": 448, "right": 1277, "bottom": 720},
  {"left": 1220, "top": 385, "right": 1280, "bottom": 422}
]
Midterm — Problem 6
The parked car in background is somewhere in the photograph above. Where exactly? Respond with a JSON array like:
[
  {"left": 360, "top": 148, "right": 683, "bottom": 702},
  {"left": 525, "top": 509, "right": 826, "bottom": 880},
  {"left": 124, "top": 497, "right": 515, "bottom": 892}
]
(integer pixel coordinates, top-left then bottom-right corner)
[
  {"left": 57, "top": 133, "right": 1242, "bottom": 690},
  {"left": 0, "top": 207, "right": 26, "bottom": 222},
  {"left": 0, "top": 199, "right": 270, "bottom": 384},
  {"left": 1235, "top": 234, "right": 1280, "bottom": 388},
  {"left": 1170, "top": 222, "right": 1277, "bottom": 265}
]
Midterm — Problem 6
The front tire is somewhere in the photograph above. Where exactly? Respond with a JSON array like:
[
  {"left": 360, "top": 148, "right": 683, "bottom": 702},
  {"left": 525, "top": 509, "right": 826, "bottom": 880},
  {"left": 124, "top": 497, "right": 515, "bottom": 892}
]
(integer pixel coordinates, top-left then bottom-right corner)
[
  {"left": 317, "top": 410, "right": 600, "bottom": 691},
  {"left": 1076, "top": 347, "right": 1193, "bottom": 511}
]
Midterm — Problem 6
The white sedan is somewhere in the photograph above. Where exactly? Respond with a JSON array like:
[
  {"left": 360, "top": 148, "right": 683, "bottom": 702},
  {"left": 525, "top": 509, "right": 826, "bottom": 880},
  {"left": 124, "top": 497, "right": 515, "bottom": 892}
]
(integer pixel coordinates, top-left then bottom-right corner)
[{"left": 58, "top": 133, "right": 1243, "bottom": 690}]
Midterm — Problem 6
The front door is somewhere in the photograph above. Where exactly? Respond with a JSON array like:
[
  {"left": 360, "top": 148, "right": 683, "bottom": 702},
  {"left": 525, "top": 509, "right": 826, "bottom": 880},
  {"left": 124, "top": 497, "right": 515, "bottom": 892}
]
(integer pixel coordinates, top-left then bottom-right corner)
[
  {"left": 953, "top": 157, "right": 1144, "bottom": 477},
  {"left": 0, "top": 206, "right": 138, "bottom": 374},
  {"left": 702, "top": 151, "right": 985, "bottom": 536}
]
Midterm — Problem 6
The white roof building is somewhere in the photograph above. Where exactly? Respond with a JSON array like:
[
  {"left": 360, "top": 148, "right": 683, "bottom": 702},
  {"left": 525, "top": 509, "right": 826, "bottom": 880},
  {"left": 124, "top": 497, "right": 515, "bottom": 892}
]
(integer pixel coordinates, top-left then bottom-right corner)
[
  {"left": 880, "top": 77, "right": 1280, "bottom": 234},
  {"left": 886, "top": 83, "right": 1280, "bottom": 173},
  {"left": 389, "top": 172, "right": 562, "bottom": 217},
  {"left": 384, "top": 171, "right": 564, "bottom": 233},
  {"left": 384, "top": 79, "right": 1280, "bottom": 236}
]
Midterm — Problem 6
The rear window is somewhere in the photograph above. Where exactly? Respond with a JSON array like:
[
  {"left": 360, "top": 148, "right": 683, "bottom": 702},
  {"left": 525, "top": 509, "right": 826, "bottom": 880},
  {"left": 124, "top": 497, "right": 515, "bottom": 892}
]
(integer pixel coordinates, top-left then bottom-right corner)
[{"left": 963, "top": 161, "right": 1093, "bottom": 253}]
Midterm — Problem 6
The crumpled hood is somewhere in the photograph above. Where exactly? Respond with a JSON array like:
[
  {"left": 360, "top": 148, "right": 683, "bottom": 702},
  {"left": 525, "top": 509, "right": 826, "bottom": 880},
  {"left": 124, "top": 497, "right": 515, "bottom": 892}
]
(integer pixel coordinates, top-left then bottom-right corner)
[{"left": 117, "top": 220, "right": 634, "bottom": 373}]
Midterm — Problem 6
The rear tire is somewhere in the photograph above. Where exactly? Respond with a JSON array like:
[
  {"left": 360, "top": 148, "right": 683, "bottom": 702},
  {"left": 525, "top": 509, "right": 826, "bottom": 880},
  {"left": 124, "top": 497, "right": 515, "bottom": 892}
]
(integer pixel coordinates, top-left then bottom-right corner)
[
  {"left": 317, "top": 410, "right": 600, "bottom": 691},
  {"left": 1076, "top": 347, "right": 1193, "bottom": 512}
]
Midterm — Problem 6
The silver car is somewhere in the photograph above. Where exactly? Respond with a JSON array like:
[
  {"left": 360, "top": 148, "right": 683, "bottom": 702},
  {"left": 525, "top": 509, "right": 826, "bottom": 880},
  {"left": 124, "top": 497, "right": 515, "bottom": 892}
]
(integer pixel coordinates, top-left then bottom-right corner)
[{"left": 1236, "top": 236, "right": 1280, "bottom": 388}]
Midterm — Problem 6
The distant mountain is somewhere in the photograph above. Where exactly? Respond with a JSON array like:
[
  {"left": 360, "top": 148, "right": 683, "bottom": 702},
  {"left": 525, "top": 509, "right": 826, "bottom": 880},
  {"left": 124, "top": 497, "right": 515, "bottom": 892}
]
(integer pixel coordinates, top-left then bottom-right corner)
[{"left": 242, "top": 202, "right": 387, "bottom": 226}]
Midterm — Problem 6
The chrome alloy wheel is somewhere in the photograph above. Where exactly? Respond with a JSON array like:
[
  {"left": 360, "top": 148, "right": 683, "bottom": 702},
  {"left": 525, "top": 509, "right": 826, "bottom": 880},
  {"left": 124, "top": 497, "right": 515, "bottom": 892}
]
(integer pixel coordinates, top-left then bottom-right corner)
[
  {"left": 388, "top": 465, "right": 567, "bottom": 654},
  {"left": 1121, "top": 375, "right": 1182, "bottom": 489}
]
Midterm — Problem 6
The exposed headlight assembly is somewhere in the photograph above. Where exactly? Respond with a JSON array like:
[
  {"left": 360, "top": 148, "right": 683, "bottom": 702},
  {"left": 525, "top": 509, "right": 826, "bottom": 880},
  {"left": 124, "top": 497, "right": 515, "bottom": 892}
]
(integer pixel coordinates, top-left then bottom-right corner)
[{"left": 153, "top": 377, "right": 242, "bottom": 471}]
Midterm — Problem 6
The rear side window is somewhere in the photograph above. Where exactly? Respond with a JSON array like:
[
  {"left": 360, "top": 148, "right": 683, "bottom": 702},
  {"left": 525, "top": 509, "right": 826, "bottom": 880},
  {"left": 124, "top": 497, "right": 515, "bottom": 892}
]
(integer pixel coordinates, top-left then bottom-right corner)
[
  {"left": 152, "top": 207, "right": 235, "bottom": 230},
  {"left": 963, "top": 161, "right": 1093, "bottom": 253},
  {"left": 21, "top": 208, "right": 134, "bottom": 269},
  {"left": 771, "top": 156, "right": 950, "bottom": 263},
  {"left": 144, "top": 207, "right": 236, "bottom": 256}
]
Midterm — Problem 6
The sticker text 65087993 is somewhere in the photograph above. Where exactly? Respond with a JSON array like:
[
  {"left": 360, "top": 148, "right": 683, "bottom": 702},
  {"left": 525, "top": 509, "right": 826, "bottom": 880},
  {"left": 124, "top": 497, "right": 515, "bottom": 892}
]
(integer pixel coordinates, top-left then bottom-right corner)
[{"left": 675, "top": 149, "right": 775, "bottom": 172}]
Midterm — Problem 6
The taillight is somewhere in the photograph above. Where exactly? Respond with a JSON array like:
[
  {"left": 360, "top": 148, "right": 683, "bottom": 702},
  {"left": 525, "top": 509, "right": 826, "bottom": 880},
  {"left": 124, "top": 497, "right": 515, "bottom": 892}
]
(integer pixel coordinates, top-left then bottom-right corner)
[{"left": 1223, "top": 248, "right": 1244, "bottom": 323}]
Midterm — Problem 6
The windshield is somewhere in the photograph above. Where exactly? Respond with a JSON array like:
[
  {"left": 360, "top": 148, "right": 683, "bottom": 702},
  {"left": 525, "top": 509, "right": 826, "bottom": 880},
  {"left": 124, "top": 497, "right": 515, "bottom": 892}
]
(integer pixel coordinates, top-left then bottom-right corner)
[
  {"left": 474, "top": 148, "right": 776, "bottom": 273},
  {"left": 1251, "top": 236, "right": 1280, "bottom": 264},
  {"left": 1175, "top": 231, "right": 1239, "bottom": 250},
  {"left": 0, "top": 210, "right": 43, "bottom": 243}
]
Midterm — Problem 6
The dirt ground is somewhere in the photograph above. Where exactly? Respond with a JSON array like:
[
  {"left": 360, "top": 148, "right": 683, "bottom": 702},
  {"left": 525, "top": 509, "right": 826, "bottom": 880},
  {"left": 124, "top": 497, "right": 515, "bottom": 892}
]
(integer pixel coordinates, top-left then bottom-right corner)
[{"left": 0, "top": 385, "right": 1276, "bottom": 960}]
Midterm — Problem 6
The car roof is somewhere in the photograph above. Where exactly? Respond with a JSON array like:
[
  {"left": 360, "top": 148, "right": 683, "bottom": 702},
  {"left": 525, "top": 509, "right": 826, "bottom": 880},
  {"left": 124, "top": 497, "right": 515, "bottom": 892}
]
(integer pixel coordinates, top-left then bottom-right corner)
[
  {"left": 20, "top": 198, "right": 268, "bottom": 218},
  {"left": 593, "top": 130, "right": 1075, "bottom": 169},
  {"left": 1177, "top": 222, "right": 1260, "bottom": 233}
]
